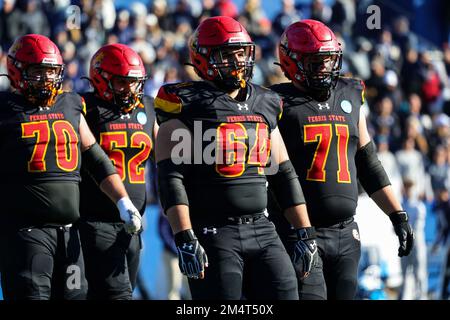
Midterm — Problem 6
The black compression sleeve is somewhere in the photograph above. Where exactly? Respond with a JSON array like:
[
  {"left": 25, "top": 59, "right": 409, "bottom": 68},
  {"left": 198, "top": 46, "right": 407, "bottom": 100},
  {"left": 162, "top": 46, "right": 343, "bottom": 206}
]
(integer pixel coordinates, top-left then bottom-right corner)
[
  {"left": 82, "top": 143, "right": 117, "bottom": 184},
  {"left": 355, "top": 141, "right": 391, "bottom": 195},
  {"left": 267, "top": 160, "right": 305, "bottom": 211},
  {"left": 157, "top": 159, "right": 189, "bottom": 213}
]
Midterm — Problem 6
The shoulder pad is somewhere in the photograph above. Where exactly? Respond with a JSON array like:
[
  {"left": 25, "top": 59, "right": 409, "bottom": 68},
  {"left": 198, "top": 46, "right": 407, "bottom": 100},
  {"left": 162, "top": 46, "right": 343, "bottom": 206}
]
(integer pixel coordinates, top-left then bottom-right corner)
[
  {"left": 141, "top": 95, "right": 155, "bottom": 113},
  {"left": 142, "top": 95, "right": 154, "bottom": 106},
  {"left": 257, "top": 85, "right": 272, "bottom": 92},
  {"left": 59, "top": 92, "right": 84, "bottom": 112},
  {"left": 170, "top": 82, "right": 195, "bottom": 89},
  {"left": 339, "top": 76, "right": 365, "bottom": 104},
  {"left": 359, "top": 79, "right": 366, "bottom": 104},
  {"left": 339, "top": 76, "right": 364, "bottom": 90},
  {"left": 80, "top": 96, "right": 87, "bottom": 115},
  {"left": 252, "top": 84, "right": 283, "bottom": 130},
  {"left": 79, "top": 92, "right": 98, "bottom": 114},
  {"left": 268, "top": 82, "right": 293, "bottom": 94},
  {"left": 154, "top": 85, "right": 183, "bottom": 114}
]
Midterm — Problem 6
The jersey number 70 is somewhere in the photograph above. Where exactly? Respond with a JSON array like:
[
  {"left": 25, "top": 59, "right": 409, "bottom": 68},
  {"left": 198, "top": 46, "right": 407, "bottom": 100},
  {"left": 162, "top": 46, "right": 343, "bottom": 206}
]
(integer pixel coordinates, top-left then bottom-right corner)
[{"left": 22, "top": 120, "right": 79, "bottom": 172}]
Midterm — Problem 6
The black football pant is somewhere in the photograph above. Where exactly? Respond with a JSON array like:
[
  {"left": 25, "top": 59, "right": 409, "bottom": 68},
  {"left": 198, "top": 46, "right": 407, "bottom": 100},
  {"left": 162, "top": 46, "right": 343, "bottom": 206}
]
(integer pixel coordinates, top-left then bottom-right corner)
[
  {"left": 0, "top": 225, "right": 87, "bottom": 300},
  {"left": 78, "top": 221, "right": 141, "bottom": 300},
  {"left": 281, "top": 218, "right": 361, "bottom": 300},
  {"left": 188, "top": 214, "right": 298, "bottom": 300}
]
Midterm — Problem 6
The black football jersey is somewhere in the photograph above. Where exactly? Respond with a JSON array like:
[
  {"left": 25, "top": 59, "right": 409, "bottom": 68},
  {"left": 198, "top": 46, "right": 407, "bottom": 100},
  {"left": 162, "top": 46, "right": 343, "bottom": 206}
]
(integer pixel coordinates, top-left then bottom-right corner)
[
  {"left": 0, "top": 91, "right": 85, "bottom": 226},
  {"left": 79, "top": 93, "right": 156, "bottom": 221},
  {"left": 155, "top": 81, "right": 282, "bottom": 221},
  {"left": 270, "top": 78, "right": 364, "bottom": 226}
]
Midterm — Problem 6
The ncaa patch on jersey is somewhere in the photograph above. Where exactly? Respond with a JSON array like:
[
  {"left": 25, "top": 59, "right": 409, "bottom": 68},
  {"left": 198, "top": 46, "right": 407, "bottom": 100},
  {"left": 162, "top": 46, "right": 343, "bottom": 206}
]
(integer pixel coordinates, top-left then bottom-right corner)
[
  {"left": 137, "top": 112, "right": 147, "bottom": 125},
  {"left": 341, "top": 100, "right": 352, "bottom": 113},
  {"left": 352, "top": 229, "right": 360, "bottom": 241}
]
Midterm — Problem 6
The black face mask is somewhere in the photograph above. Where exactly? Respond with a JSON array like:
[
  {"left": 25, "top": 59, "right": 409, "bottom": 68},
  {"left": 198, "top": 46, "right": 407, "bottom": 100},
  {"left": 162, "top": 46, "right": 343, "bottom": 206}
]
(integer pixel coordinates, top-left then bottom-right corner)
[
  {"left": 210, "top": 45, "right": 255, "bottom": 91},
  {"left": 297, "top": 52, "right": 342, "bottom": 101},
  {"left": 213, "top": 75, "right": 245, "bottom": 91},
  {"left": 108, "top": 77, "right": 146, "bottom": 113},
  {"left": 23, "top": 69, "right": 64, "bottom": 106}
]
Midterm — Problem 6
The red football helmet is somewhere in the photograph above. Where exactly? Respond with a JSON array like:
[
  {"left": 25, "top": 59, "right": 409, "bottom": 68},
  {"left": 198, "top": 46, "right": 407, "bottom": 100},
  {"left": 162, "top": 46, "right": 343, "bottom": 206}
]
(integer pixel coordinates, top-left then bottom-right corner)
[
  {"left": 189, "top": 16, "right": 255, "bottom": 90},
  {"left": 278, "top": 20, "right": 342, "bottom": 99},
  {"left": 89, "top": 44, "right": 147, "bottom": 113},
  {"left": 7, "top": 34, "right": 64, "bottom": 107}
]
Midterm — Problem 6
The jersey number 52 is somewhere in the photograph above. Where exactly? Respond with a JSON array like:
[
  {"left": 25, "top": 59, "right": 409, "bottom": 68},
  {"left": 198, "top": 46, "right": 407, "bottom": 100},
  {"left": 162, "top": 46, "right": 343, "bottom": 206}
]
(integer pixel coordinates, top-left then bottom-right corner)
[{"left": 100, "top": 131, "right": 152, "bottom": 184}]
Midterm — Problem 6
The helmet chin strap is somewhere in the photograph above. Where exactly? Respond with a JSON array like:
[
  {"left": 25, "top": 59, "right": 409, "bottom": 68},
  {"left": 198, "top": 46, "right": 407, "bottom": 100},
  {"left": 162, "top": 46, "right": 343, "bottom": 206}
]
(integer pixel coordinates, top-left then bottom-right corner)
[
  {"left": 121, "top": 95, "right": 141, "bottom": 114},
  {"left": 303, "top": 71, "right": 339, "bottom": 102},
  {"left": 232, "top": 69, "right": 247, "bottom": 88},
  {"left": 113, "top": 90, "right": 142, "bottom": 114},
  {"left": 25, "top": 82, "right": 63, "bottom": 107},
  {"left": 46, "top": 87, "right": 63, "bottom": 107},
  {"left": 214, "top": 68, "right": 247, "bottom": 91}
]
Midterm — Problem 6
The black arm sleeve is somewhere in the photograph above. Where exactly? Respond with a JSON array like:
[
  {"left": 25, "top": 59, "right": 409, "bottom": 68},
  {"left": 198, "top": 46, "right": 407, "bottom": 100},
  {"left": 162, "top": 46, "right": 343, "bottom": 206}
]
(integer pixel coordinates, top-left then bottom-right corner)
[
  {"left": 267, "top": 160, "right": 305, "bottom": 211},
  {"left": 355, "top": 141, "right": 391, "bottom": 196},
  {"left": 82, "top": 142, "right": 117, "bottom": 184},
  {"left": 157, "top": 159, "right": 189, "bottom": 213}
]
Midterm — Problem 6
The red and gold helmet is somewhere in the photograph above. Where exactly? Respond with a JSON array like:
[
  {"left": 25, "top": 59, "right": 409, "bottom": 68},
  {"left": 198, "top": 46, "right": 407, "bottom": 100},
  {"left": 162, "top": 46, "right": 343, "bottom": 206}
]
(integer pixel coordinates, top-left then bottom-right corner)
[
  {"left": 7, "top": 34, "right": 64, "bottom": 107},
  {"left": 189, "top": 16, "right": 255, "bottom": 90},
  {"left": 278, "top": 20, "right": 342, "bottom": 99},
  {"left": 89, "top": 44, "right": 147, "bottom": 113}
]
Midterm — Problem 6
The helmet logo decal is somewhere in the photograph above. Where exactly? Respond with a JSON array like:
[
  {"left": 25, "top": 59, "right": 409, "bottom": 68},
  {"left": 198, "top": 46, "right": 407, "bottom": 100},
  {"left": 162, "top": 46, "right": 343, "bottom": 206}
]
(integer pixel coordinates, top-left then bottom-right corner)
[
  {"left": 9, "top": 41, "right": 22, "bottom": 57},
  {"left": 280, "top": 33, "right": 288, "bottom": 47},
  {"left": 137, "top": 111, "right": 147, "bottom": 125},
  {"left": 93, "top": 52, "right": 105, "bottom": 68},
  {"left": 340, "top": 100, "right": 352, "bottom": 113}
]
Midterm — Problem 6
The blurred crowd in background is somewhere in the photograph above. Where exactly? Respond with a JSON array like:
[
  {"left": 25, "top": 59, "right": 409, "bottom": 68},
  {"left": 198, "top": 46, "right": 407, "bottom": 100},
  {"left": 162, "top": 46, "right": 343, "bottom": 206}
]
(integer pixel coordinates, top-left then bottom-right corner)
[{"left": 1, "top": 0, "right": 450, "bottom": 300}]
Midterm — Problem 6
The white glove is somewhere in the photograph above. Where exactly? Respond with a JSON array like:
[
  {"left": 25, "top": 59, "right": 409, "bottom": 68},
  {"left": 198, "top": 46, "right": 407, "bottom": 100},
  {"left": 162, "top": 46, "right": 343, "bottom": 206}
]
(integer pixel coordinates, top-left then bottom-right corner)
[{"left": 116, "top": 197, "right": 142, "bottom": 234}]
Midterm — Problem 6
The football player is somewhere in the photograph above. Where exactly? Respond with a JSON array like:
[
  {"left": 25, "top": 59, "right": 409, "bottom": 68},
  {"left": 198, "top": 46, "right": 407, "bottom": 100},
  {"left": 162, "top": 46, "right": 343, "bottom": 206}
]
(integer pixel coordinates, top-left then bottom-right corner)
[
  {"left": 155, "top": 16, "right": 316, "bottom": 300},
  {"left": 78, "top": 44, "right": 157, "bottom": 300},
  {"left": 0, "top": 34, "right": 141, "bottom": 300},
  {"left": 269, "top": 20, "right": 414, "bottom": 299}
]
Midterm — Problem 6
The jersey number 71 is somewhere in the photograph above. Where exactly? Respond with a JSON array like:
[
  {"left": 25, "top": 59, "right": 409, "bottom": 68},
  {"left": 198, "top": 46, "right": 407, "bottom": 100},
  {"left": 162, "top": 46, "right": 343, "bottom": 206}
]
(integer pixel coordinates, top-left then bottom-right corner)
[{"left": 304, "top": 123, "right": 351, "bottom": 183}]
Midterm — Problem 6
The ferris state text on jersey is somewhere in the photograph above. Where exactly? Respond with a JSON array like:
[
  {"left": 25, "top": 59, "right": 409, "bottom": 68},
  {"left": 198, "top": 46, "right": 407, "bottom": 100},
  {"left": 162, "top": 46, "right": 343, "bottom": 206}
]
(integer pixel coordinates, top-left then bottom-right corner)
[
  {"left": 79, "top": 93, "right": 156, "bottom": 221},
  {"left": 270, "top": 77, "right": 364, "bottom": 226},
  {"left": 154, "top": 81, "right": 282, "bottom": 222}
]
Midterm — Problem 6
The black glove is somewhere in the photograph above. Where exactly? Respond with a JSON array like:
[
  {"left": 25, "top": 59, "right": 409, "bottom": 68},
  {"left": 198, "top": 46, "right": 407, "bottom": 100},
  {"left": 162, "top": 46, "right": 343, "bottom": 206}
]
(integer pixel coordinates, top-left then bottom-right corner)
[
  {"left": 292, "top": 227, "right": 318, "bottom": 279},
  {"left": 389, "top": 211, "right": 414, "bottom": 257},
  {"left": 174, "top": 229, "right": 208, "bottom": 279}
]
